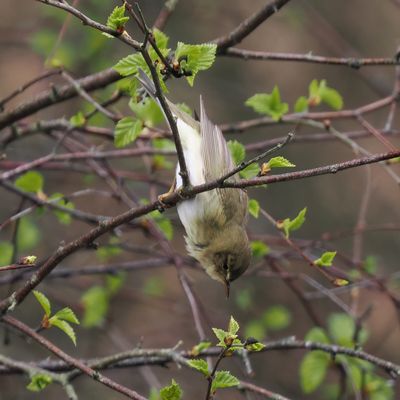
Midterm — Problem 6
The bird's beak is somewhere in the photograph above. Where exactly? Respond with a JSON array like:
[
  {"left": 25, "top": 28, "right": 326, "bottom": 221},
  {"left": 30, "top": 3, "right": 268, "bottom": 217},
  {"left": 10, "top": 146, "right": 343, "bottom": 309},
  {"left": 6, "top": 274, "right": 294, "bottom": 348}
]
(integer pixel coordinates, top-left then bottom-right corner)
[{"left": 224, "top": 279, "right": 230, "bottom": 298}]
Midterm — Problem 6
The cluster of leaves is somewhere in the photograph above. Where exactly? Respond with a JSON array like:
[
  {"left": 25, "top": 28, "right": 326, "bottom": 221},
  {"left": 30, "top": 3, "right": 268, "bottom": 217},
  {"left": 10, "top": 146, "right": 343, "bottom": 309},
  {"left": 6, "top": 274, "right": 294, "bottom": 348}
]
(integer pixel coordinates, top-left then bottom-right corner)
[
  {"left": 246, "top": 79, "right": 343, "bottom": 121},
  {"left": 33, "top": 290, "right": 80, "bottom": 345},
  {"left": 186, "top": 317, "right": 265, "bottom": 398},
  {"left": 300, "top": 313, "right": 393, "bottom": 399},
  {"left": 149, "top": 379, "right": 182, "bottom": 400},
  {"left": 80, "top": 273, "right": 125, "bottom": 328},
  {"left": 27, "top": 373, "right": 53, "bottom": 392}
]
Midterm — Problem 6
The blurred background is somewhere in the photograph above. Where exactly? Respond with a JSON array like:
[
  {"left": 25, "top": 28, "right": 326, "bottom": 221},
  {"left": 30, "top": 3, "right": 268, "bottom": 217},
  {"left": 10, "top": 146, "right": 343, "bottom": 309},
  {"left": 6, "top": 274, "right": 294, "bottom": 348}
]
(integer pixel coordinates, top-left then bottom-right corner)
[{"left": 0, "top": 0, "right": 400, "bottom": 399}]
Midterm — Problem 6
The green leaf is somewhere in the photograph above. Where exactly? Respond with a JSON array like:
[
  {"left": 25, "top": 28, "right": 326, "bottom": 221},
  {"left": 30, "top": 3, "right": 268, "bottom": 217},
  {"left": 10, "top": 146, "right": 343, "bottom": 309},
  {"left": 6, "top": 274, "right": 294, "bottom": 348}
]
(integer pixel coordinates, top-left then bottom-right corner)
[
  {"left": 300, "top": 351, "right": 330, "bottom": 393},
  {"left": 211, "top": 371, "right": 239, "bottom": 391},
  {"left": 175, "top": 42, "right": 217, "bottom": 86},
  {"left": 53, "top": 307, "right": 79, "bottom": 325},
  {"left": 106, "top": 273, "right": 125, "bottom": 295},
  {"left": 0, "top": 241, "right": 13, "bottom": 267},
  {"left": 191, "top": 341, "right": 212, "bottom": 356},
  {"left": 81, "top": 286, "right": 109, "bottom": 328},
  {"left": 212, "top": 328, "right": 229, "bottom": 347},
  {"left": 50, "top": 317, "right": 77, "bottom": 345},
  {"left": 114, "top": 117, "right": 143, "bottom": 148},
  {"left": 113, "top": 53, "right": 142, "bottom": 76},
  {"left": 129, "top": 97, "right": 164, "bottom": 127},
  {"left": 279, "top": 207, "right": 307, "bottom": 238},
  {"left": 49, "top": 193, "right": 75, "bottom": 225},
  {"left": 239, "top": 162, "right": 259, "bottom": 179},
  {"left": 187, "top": 359, "right": 209, "bottom": 376},
  {"left": 294, "top": 96, "right": 309, "bottom": 113},
  {"left": 69, "top": 111, "right": 85, "bottom": 127},
  {"left": 320, "top": 86, "right": 343, "bottom": 111},
  {"left": 244, "top": 320, "right": 266, "bottom": 340},
  {"left": 315, "top": 251, "right": 337, "bottom": 267},
  {"left": 245, "top": 86, "right": 289, "bottom": 121},
  {"left": 246, "top": 342, "right": 265, "bottom": 352},
  {"left": 152, "top": 28, "right": 169, "bottom": 50},
  {"left": 153, "top": 138, "right": 175, "bottom": 150},
  {"left": 149, "top": 212, "right": 174, "bottom": 240},
  {"left": 227, "top": 140, "right": 246, "bottom": 165},
  {"left": 363, "top": 255, "right": 378, "bottom": 274},
  {"left": 308, "top": 79, "right": 343, "bottom": 110},
  {"left": 250, "top": 241, "right": 269, "bottom": 258},
  {"left": 228, "top": 316, "right": 240, "bottom": 335},
  {"left": 160, "top": 379, "right": 182, "bottom": 400},
  {"left": 305, "top": 327, "right": 330, "bottom": 344},
  {"left": 263, "top": 305, "right": 291, "bottom": 330},
  {"left": 106, "top": 4, "right": 129, "bottom": 31},
  {"left": 266, "top": 156, "right": 295, "bottom": 169},
  {"left": 96, "top": 244, "right": 122, "bottom": 262},
  {"left": 17, "top": 217, "right": 41, "bottom": 251},
  {"left": 248, "top": 199, "right": 260, "bottom": 218},
  {"left": 27, "top": 373, "right": 53, "bottom": 392},
  {"left": 15, "top": 171, "right": 44, "bottom": 193},
  {"left": 33, "top": 290, "right": 51, "bottom": 317},
  {"left": 328, "top": 313, "right": 368, "bottom": 347}
]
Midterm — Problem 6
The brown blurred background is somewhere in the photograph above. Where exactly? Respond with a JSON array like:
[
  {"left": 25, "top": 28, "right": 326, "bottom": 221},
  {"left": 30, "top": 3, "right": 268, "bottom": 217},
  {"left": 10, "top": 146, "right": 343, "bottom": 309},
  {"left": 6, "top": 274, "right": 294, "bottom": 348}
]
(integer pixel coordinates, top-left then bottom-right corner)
[{"left": 0, "top": 0, "right": 400, "bottom": 399}]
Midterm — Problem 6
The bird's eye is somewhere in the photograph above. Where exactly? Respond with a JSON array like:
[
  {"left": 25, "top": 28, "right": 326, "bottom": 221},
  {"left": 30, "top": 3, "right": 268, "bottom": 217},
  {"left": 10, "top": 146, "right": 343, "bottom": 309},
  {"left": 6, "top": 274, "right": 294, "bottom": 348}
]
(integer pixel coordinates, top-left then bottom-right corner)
[{"left": 223, "top": 264, "right": 228, "bottom": 271}]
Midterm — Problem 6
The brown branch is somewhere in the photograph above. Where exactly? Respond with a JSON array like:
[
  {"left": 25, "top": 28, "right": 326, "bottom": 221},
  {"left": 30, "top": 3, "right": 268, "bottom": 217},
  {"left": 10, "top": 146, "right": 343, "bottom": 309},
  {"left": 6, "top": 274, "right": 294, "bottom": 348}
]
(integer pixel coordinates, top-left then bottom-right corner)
[
  {"left": 0, "top": 68, "right": 122, "bottom": 131},
  {"left": 2, "top": 315, "right": 147, "bottom": 400},
  {"left": 152, "top": 0, "right": 180, "bottom": 30},
  {"left": 239, "top": 380, "right": 291, "bottom": 400},
  {"left": 222, "top": 48, "right": 400, "bottom": 68},
  {"left": 214, "top": 0, "right": 292, "bottom": 52}
]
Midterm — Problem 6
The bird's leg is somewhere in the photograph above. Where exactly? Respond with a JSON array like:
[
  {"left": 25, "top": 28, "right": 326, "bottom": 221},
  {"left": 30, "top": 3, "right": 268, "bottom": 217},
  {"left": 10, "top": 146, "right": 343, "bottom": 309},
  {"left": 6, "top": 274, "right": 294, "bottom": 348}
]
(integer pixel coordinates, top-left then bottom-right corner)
[{"left": 157, "top": 177, "right": 177, "bottom": 210}]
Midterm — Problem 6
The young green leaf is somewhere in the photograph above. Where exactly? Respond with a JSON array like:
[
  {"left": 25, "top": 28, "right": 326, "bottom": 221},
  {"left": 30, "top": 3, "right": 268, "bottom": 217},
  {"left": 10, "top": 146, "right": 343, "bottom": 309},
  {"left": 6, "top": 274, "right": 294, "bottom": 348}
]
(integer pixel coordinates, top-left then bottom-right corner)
[
  {"left": 113, "top": 53, "right": 142, "bottom": 76},
  {"left": 15, "top": 171, "right": 44, "bottom": 193},
  {"left": 153, "top": 138, "right": 176, "bottom": 150},
  {"left": 305, "top": 327, "right": 330, "bottom": 344},
  {"left": 294, "top": 96, "right": 309, "bottom": 113},
  {"left": 175, "top": 42, "right": 217, "bottom": 86},
  {"left": 52, "top": 307, "right": 79, "bottom": 325},
  {"left": 129, "top": 97, "right": 164, "bottom": 127},
  {"left": 27, "top": 373, "right": 53, "bottom": 392},
  {"left": 363, "top": 255, "right": 378, "bottom": 274},
  {"left": 49, "top": 318, "right": 77, "bottom": 345},
  {"left": 106, "top": 273, "right": 125, "bottom": 295},
  {"left": 239, "top": 162, "right": 259, "bottom": 179},
  {"left": 308, "top": 79, "right": 343, "bottom": 110},
  {"left": 300, "top": 351, "right": 330, "bottom": 393},
  {"left": 278, "top": 207, "right": 307, "bottom": 238},
  {"left": 33, "top": 290, "right": 51, "bottom": 317},
  {"left": 17, "top": 217, "right": 41, "bottom": 251},
  {"left": 227, "top": 140, "right": 246, "bottom": 165},
  {"left": 114, "top": 117, "right": 143, "bottom": 148},
  {"left": 49, "top": 193, "right": 75, "bottom": 225},
  {"left": 0, "top": 241, "right": 13, "bottom": 266},
  {"left": 96, "top": 244, "right": 122, "bottom": 262},
  {"left": 191, "top": 341, "right": 212, "bottom": 356},
  {"left": 211, "top": 371, "right": 240, "bottom": 391},
  {"left": 81, "top": 286, "right": 109, "bottom": 327},
  {"left": 328, "top": 313, "right": 367, "bottom": 347},
  {"left": 187, "top": 359, "right": 209, "bottom": 376},
  {"left": 176, "top": 102, "right": 193, "bottom": 116},
  {"left": 250, "top": 241, "right": 269, "bottom": 258},
  {"left": 69, "top": 111, "right": 85, "bottom": 127},
  {"left": 315, "top": 251, "right": 337, "bottom": 267},
  {"left": 159, "top": 379, "right": 182, "bottom": 400},
  {"left": 263, "top": 305, "right": 291, "bottom": 330},
  {"left": 245, "top": 86, "right": 289, "bottom": 121},
  {"left": 212, "top": 328, "right": 230, "bottom": 347},
  {"left": 106, "top": 4, "right": 129, "bottom": 31},
  {"left": 228, "top": 316, "right": 240, "bottom": 335},
  {"left": 266, "top": 156, "right": 295, "bottom": 169},
  {"left": 245, "top": 342, "right": 265, "bottom": 352},
  {"left": 248, "top": 199, "right": 260, "bottom": 218}
]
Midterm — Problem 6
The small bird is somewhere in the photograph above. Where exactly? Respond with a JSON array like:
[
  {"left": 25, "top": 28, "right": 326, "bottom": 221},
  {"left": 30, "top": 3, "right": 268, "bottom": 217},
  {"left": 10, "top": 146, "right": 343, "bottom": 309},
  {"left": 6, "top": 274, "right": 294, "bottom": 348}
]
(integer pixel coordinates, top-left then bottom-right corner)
[{"left": 137, "top": 70, "right": 251, "bottom": 296}]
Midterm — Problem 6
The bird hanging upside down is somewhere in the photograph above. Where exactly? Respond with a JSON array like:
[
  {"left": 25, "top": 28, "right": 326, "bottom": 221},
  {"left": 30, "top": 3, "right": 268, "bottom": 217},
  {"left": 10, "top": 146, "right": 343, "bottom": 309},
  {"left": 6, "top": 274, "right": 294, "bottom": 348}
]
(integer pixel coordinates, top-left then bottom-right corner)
[{"left": 137, "top": 70, "right": 251, "bottom": 297}]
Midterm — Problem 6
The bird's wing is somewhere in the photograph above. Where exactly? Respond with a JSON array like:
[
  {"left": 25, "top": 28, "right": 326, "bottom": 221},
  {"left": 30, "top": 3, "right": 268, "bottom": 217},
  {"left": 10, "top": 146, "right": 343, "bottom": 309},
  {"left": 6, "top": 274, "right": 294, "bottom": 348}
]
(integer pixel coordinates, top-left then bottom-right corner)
[{"left": 200, "top": 97, "right": 248, "bottom": 223}]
